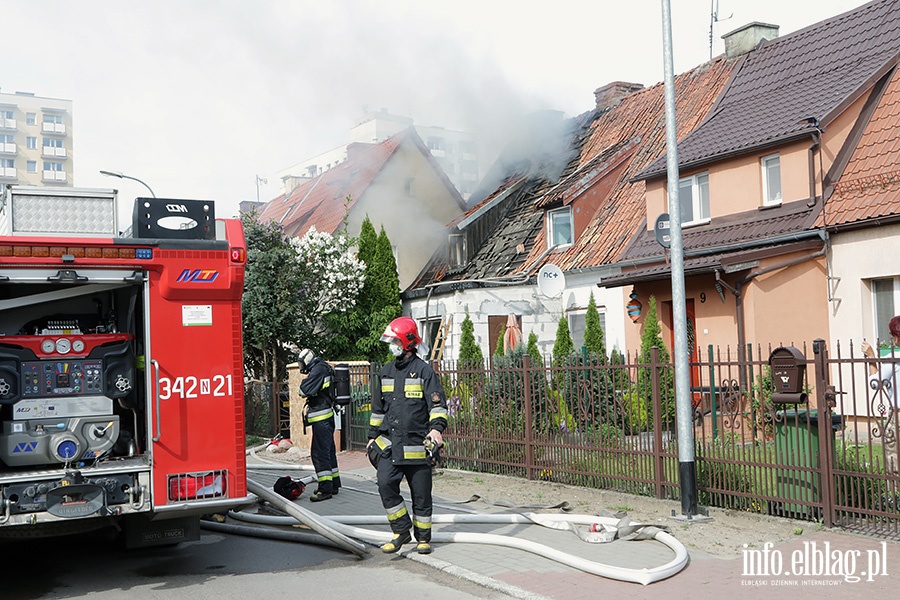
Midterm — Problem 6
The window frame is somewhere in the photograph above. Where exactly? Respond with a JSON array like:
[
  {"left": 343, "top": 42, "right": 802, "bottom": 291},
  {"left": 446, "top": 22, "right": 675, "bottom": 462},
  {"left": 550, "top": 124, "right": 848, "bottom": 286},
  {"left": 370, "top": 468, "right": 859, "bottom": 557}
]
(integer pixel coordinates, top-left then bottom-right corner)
[
  {"left": 761, "top": 153, "right": 782, "bottom": 206},
  {"left": 873, "top": 277, "right": 900, "bottom": 345},
  {"left": 547, "top": 206, "right": 574, "bottom": 249},
  {"left": 567, "top": 308, "right": 606, "bottom": 353},
  {"left": 449, "top": 233, "right": 467, "bottom": 269},
  {"left": 674, "top": 172, "right": 710, "bottom": 227}
]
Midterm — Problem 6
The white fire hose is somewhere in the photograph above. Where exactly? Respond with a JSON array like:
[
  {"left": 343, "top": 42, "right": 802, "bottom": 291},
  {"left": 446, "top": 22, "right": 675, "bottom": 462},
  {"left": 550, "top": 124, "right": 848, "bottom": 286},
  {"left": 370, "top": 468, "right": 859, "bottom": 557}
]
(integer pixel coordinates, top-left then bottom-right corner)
[{"left": 217, "top": 452, "right": 690, "bottom": 586}]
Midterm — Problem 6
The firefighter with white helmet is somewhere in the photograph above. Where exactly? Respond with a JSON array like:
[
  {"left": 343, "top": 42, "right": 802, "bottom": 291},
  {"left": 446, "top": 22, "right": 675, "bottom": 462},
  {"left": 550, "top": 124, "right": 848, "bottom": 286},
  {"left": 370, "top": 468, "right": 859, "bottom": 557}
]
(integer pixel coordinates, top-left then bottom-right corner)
[
  {"left": 297, "top": 348, "right": 341, "bottom": 501},
  {"left": 367, "top": 316, "right": 449, "bottom": 554}
]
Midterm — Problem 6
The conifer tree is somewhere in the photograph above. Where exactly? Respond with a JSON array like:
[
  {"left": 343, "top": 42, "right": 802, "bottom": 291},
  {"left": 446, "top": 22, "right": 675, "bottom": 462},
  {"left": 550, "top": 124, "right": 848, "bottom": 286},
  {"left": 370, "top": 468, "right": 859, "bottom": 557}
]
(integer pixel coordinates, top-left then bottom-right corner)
[
  {"left": 550, "top": 315, "right": 578, "bottom": 431},
  {"left": 583, "top": 291, "right": 606, "bottom": 361},
  {"left": 526, "top": 331, "right": 542, "bottom": 367},
  {"left": 494, "top": 324, "right": 506, "bottom": 357},
  {"left": 638, "top": 295, "right": 675, "bottom": 425},
  {"left": 324, "top": 217, "right": 400, "bottom": 362},
  {"left": 459, "top": 309, "right": 483, "bottom": 367},
  {"left": 552, "top": 314, "right": 574, "bottom": 364}
]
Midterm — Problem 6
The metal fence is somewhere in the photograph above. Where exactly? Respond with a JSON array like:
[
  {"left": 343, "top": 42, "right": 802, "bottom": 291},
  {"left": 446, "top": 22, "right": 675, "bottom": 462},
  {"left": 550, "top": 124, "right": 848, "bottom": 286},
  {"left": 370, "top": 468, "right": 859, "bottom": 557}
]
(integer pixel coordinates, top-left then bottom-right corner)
[
  {"left": 336, "top": 341, "right": 899, "bottom": 538},
  {"left": 247, "top": 341, "right": 899, "bottom": 537},
  {"left": 244, "top": 380, "right": 290, "bottom": 439}
]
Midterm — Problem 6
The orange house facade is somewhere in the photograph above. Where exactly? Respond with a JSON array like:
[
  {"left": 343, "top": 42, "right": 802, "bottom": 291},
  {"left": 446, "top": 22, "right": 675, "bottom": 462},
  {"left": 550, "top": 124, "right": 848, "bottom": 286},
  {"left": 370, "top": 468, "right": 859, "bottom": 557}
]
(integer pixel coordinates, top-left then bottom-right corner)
[{"left": 605, "top": 7, "right": 900, "bottom": 364}]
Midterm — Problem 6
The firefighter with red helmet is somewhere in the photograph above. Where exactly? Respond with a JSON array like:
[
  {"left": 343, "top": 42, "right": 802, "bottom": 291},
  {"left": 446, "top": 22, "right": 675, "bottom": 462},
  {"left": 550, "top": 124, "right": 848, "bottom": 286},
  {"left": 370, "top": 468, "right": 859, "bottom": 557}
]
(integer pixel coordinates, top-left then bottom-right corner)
[
  {"left": 367, "top": 316, "right": 448, "bottom": 555},
  {"left": 298, "top": 348, "right": 341, "bottom": 501}
]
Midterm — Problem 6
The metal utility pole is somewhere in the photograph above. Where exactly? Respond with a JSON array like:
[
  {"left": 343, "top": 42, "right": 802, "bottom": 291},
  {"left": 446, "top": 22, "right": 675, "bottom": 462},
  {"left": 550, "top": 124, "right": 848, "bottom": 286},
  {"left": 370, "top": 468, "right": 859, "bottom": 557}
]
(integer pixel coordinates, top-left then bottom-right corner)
[
  {"left": 256, "top": 175, "right": 268, "bottom": 203},
  {"left": 661, "top": 0, "right": 701, "bottom": 519}
]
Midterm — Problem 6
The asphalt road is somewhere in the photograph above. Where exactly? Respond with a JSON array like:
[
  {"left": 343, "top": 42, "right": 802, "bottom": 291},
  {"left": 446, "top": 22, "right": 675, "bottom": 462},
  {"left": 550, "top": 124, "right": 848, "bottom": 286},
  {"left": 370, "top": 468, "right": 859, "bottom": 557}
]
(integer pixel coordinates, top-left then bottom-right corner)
[{"left": 2, "top": 524, "right": 513, "bottom": 600}]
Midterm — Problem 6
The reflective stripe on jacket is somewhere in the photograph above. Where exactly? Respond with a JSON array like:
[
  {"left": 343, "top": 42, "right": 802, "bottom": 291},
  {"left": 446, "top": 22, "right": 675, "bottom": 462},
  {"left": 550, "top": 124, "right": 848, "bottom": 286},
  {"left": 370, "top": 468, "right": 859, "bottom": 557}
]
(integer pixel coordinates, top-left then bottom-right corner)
[{"left": 368, "top": 354, "right": 448, "bottom": 465}]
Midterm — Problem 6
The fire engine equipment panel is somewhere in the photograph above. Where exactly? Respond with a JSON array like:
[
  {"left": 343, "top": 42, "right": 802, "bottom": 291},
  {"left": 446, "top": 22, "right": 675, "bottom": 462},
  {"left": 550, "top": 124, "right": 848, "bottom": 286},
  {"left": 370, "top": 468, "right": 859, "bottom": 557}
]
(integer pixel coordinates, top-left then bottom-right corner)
[
  {"left": 0, "top": 332, "right": 134, "bottom": 467},
  {"left": 21, "top": 359, "right": 104, "bottom": 397}
]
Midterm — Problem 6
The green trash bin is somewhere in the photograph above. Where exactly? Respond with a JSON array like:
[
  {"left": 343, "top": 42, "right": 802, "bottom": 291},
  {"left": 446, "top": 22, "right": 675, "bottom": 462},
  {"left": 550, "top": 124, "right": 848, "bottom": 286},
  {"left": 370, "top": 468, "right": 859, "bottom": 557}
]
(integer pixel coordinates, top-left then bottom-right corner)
[{"left": 774, "top": 409, "right": 842, "bottom": 519}]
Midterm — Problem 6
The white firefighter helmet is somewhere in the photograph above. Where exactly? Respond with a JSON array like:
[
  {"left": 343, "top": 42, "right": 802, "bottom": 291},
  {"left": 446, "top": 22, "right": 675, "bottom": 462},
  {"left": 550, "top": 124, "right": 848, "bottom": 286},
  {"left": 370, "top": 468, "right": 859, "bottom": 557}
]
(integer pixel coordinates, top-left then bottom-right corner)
[{"left": 297, "top": 348, "right": 315, "bottom": 373}]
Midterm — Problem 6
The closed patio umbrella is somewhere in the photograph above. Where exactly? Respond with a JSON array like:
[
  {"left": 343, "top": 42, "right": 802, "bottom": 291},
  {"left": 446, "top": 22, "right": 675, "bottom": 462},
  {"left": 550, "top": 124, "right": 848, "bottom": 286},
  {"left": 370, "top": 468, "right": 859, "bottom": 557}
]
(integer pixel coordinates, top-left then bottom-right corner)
[{"left": 503, "top": 313, "right": 523, "bottom": 354}]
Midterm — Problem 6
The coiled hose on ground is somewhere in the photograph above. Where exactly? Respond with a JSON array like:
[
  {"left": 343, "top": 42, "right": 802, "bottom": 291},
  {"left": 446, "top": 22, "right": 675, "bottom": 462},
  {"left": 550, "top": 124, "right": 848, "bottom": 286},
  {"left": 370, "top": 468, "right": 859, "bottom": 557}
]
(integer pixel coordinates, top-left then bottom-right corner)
[{"left": 210, "top": 450, "right": 689, "bottom": 586}]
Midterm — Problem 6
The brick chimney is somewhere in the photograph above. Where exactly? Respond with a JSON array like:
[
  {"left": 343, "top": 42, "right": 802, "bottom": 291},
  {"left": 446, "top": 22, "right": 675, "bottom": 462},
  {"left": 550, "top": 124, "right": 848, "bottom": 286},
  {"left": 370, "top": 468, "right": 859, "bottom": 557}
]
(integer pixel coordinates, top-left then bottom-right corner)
[
  {"left": 722, "top": 22, "right": 779, "bottom": 59},
  {"left": 594, "top": 82, "right": 644, "bottom": 112}
]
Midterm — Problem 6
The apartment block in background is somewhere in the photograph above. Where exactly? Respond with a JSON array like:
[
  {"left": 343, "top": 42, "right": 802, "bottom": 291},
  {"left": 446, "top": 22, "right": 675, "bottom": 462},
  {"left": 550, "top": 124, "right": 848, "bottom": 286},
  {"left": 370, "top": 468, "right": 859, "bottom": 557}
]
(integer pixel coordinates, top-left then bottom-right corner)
[{"left": 0, "top": 89, "right": 73, "bottom": 187}]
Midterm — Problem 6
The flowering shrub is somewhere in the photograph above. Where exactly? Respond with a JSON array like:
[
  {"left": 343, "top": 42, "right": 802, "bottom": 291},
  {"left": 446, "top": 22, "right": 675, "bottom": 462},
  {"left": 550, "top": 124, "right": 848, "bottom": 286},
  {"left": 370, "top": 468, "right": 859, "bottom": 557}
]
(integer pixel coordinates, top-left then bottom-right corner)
[{"left": 291, "top": 226, "right": 365, "bottom": 315}]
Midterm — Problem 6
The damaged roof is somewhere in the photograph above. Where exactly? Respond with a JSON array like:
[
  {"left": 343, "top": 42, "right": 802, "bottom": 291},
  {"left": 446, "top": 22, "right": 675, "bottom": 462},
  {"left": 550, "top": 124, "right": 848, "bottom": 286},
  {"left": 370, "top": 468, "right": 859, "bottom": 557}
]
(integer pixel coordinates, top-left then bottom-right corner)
[
  {"left": 548, "top": 58, "right": 735, "bottom": 272},
  {"left": 407, "top": 56, "right": 736, "bottom": 295},
  {"left": 409, "top": 110, "right": 595, "bottom": 288},
  {"left": 638, "top": 0, "right": 900, "bottom": 180}
]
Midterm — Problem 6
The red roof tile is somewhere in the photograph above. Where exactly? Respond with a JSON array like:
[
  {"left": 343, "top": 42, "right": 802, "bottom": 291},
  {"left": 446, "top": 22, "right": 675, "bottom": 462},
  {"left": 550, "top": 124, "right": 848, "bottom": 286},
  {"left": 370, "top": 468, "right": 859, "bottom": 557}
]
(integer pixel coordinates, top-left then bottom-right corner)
[
  {"left": 257, "top": 128, "right": 465, "bottom": 238},
  {"left": 257, "top": 133, "right": 404, "bottom": 237},
  {"left": 546, "top": 57, "right": 736, "bottom": 272},
  {"left": 824, "top": 64, "right": 900, "bottom": 228}
]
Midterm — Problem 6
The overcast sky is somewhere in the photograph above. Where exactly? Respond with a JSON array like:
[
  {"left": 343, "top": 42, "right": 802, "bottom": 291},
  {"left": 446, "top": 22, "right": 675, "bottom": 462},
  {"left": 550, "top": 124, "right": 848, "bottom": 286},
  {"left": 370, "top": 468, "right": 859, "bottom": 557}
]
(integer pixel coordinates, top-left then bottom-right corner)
[{"left": 5, "top": 0, "right": 868, "bottom": 223}]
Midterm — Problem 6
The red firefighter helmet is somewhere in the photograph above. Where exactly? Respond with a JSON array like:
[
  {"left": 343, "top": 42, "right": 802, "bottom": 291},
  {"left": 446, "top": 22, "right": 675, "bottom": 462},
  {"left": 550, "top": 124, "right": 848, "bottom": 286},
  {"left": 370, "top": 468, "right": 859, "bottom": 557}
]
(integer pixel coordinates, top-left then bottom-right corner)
[{"left": 380, "top": 316, "right": 421, "bottom": 351}]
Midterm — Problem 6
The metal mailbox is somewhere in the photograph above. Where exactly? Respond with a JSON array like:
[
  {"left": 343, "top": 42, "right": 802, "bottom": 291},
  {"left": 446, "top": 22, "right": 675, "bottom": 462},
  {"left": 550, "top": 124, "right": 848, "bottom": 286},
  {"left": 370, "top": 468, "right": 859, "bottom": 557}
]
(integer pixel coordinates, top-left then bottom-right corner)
[{"left": 769, "top": 346, "right": 807, "bottom": 404}]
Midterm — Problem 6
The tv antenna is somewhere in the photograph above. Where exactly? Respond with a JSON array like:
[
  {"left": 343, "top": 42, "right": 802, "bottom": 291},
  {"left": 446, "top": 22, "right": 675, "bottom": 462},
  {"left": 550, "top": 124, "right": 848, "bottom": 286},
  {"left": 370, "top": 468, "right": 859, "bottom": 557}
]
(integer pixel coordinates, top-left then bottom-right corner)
[{"left": 710, "top": 0, "right": 733, "bottom": 59}]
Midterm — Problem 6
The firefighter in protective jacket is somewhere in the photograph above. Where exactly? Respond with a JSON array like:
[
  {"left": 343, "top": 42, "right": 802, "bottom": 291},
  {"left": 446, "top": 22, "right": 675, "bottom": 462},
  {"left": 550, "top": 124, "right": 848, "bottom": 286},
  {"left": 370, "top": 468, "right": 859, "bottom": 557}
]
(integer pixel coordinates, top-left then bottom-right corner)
[
  {"left": 298, "top": 348, "right": 341, "bottom": 501},
  {"left": 367, "top": 317, "right": 448, "bottom": 555}
]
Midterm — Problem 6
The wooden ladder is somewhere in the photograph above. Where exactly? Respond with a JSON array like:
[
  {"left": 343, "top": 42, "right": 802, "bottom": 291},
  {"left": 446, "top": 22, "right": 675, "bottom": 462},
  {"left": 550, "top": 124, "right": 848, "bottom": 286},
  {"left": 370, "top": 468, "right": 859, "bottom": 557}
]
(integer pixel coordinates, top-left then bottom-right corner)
[{"left": 430, "top": 315, "right": 451, "bottom": 361}]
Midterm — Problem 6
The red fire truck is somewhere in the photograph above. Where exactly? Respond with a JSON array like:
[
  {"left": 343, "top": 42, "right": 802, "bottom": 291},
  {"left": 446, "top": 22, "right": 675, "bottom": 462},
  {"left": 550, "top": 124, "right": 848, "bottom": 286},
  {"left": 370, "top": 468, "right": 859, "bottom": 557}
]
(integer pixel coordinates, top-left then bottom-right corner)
[{"left": 0, "top": 185, "right": 249, "bottom": 547}]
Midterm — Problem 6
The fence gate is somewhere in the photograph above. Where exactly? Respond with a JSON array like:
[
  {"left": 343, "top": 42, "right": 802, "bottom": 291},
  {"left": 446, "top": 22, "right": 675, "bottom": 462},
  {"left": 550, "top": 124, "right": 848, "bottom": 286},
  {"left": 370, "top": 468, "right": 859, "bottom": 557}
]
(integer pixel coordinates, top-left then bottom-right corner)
[{"left": 821, "top": 340, "right": 900, "bottom": 537}]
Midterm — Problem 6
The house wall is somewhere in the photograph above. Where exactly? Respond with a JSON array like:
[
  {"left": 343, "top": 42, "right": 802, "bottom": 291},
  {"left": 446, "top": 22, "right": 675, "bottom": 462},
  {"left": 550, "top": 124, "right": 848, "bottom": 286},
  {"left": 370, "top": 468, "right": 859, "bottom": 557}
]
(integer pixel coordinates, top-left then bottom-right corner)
[
  {"left": 643, "top": 92, "right": 869, "bottom": 225},
  {"left": 352, "top": 140, "right": 464, "bottom": 290},
  {"left": 621, "top": 277, "right": 739, "bottom": 359},
  {"left": 622, "top": 252, "right": 829, "bottom": 357},
  {"left": 829, "top": 223, "right": 900, "bottom": 416},
  {"left": 830, "top": 224, "right": 900, "bottom": 342},
  {"left": 405, "top": 275, "right": 626, "bottom": 361},
  {"left": 572, "top": 158, "right": 631, "bottom": 238},
  {"left": 741, "top": 254, "right": 829, "bottom": 347}
]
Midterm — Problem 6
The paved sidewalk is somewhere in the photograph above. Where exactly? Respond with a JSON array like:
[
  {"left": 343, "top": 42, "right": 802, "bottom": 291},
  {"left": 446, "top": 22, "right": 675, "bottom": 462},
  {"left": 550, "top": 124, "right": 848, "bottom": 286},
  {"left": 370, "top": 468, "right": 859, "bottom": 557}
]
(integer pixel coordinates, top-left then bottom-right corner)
[{"left": 244, "top": 449, "right": 900, "bottom": 600}]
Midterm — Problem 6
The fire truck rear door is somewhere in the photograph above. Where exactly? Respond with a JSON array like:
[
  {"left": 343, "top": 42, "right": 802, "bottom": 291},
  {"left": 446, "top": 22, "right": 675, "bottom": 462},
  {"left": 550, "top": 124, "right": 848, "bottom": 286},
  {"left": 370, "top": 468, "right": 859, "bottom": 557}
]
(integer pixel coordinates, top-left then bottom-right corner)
[{"left": 146, "top": 249, "right": 246, "bottom": 511}]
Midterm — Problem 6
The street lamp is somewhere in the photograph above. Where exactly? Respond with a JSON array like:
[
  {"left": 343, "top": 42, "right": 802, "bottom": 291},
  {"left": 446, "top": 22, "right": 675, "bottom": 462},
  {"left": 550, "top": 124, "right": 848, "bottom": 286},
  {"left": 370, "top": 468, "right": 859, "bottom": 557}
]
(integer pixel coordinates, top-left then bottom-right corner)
[{"left": 100, "top": 170, "right": 156, "bottom": 198}]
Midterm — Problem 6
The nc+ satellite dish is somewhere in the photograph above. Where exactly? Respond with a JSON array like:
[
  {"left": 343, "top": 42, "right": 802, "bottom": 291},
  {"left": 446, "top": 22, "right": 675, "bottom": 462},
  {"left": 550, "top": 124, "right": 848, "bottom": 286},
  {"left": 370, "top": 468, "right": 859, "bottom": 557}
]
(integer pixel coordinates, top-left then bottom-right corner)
[{"left": 537, "top": 264, "right": 565, "bottom": 297}]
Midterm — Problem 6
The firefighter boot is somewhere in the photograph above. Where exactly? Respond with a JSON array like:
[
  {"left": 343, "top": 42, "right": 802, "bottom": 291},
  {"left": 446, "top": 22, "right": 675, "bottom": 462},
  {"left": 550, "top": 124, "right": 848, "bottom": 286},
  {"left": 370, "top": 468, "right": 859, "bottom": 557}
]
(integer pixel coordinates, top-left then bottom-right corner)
[
  {"left": 381, "top": 531, "right": 412, "bottom": 553},
  {"left": 309, "top": 490, "right": 333, "bottom": 502},
  {"left": 416, "top": 541, "right": 432, "bottom": 555}
]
